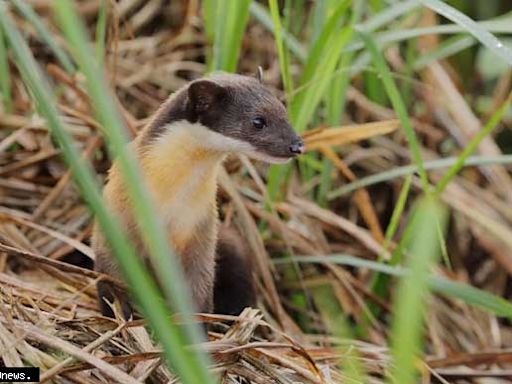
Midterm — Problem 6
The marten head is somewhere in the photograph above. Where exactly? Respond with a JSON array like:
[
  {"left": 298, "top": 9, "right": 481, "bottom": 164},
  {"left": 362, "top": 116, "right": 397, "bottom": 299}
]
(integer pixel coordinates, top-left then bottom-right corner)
[{"left": 144, "top": 73, "right": 304, "bottom": 163}]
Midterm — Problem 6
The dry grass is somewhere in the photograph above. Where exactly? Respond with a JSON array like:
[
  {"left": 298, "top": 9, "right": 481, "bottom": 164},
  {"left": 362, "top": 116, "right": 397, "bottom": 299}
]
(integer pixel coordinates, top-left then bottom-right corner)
[{"left": 0, "top": 1, "right": 512, "bottom": 383}]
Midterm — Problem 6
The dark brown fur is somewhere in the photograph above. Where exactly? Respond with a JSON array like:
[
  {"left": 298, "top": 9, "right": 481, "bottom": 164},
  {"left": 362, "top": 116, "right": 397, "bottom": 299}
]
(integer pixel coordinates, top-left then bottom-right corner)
[{"left": 214, "top": 227, "right": 256, "bottom": 315}]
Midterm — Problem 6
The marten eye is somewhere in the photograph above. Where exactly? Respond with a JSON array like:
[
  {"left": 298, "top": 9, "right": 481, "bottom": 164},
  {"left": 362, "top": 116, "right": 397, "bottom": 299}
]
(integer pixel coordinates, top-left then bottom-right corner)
[{"left": 252, "top": 117, "right": 266, "bottom": 129}]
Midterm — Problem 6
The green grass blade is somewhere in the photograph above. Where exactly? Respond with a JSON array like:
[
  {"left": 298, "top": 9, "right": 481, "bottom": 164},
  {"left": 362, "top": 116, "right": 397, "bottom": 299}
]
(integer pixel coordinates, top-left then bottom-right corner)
[
  {"left": 309, "top": 0, "right": 328, "bottom": 44},
  {"left": 311, "top": 285, "right": 367, "bottom": 382},
  {"left": 360, "top": 0, "right": 418, "bottom": 32},
  {"left": 202, "top": 0, "right": 216, "bottom": 43},
  {"left": 362, "top": 174, "right": 413, "bottom": 324},
  {"left": 52, "top": 1, "right": 212, "bottom": 381},
  {"left": 210, "top": 0, "right": 251, "bottom": 72},
  {"left": 0, "top": 6, "right": 213, "bottom": 383},
  {"left": 202, "top": 0, "right": 216, "bottom": 68},
  {"left": 253, "top": 5, "right": 512, "bottom": 63},
  {"left": 420, "top": 0, "right": 512, "bottom": 65},
  {"left": 95, "top": 0, "right": 108, "bottom": 64},
  {"left": 345, "top": 14, "right": 512, "bottom": 54},
  {"left": 0, "top": 20, "right": 11, "bottom": 113},
  {"left": 326, "top": 1, "right": 363, "bottom": 125},
  {"left": 435, "top": 94, "right": 512, "bottom": 194},
  {"left": 382, "top": 175, "right": 413, "bottom": 251},
  {"left": 412, "top": 35, "right": 476, "bottom": 70},
  {"left": 358, "top": 30, "right": 430, "bottom": 193},
  {"left": 266, "top": 1, "right": 352, "bottom": 202},
  {"left": 290, "top": 0, "right": 351, "bottom": 126},
  {"left": 11, "top": 0, "right": 75, "bottom": 73},
  {"left": 249, "top": 2, "right": 306, "bottom": 62},
  {"left": 273, "top": 254, "right": 512, "bottom": 318},
  {"left": 430, "top": 276, "right": 512, "bottom": 318},
  {"left": 317, "top": 2, "right": 363, "bottom": 206},
  {"left": 268, "top": 0, "right": 293, "bottom": 101},
  {"left": 291, "top": 27, "right": 353, "bottom": 133},
  {"left": 328, "top": 155, "right": 512, "bottom": 199},
  {"left": 387, "top": 196, "right": 448, "bottom": 383}
]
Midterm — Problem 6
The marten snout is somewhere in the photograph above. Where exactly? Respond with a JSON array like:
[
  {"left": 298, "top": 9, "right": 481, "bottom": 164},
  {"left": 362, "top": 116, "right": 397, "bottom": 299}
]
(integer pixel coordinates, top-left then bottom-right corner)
[{"left": 289, "top": 137, "right": 305, "bottom": 155}]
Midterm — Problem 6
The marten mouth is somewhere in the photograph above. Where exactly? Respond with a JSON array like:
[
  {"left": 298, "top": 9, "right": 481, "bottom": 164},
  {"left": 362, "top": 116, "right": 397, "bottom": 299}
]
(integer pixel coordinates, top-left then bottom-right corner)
[{"left": 245, "top": 150, "right": 296, "bottom": 164}]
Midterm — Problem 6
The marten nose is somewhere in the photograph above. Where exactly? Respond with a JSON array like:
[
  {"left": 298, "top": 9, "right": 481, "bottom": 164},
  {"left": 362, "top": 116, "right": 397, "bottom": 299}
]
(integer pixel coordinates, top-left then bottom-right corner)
[{"left": 289, "top": 138, "right": 305, "bottom": 155}]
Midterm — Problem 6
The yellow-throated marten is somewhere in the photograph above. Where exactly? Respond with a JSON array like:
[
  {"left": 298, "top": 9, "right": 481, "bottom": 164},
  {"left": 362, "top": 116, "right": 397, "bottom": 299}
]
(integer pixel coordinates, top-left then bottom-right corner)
[{"left": 92, "top": 73, "right": 304, "bottom": 319}]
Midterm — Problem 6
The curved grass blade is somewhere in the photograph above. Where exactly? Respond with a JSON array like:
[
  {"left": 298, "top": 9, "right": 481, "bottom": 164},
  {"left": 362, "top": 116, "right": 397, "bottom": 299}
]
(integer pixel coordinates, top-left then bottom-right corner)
[
  {"left": 436, "top": 93, "right": 512, "bottom": 194},
  {"left": 290, "top": 0, "right": 351, "bottom": 129},
  {"left": 0, "top": 5, "right": 213, "bottom": 383},
  {"left": 358, "top": 30, "right": 430, "bottom": 194},
  {"left": 210, "top": 0, "right": 251, "bottom": 72},
  {"left": 95, "top": 0, "right": 108, "bottom": 64},
  {"left": 273, "top": 254, "right": 512, "bottom": 318},
  {"left": 360, "top": 0, "right": 419, "bottom": 32},
  {"left": 420, "top": 0, "right": 512, "bottom": 66},
  {"left": 52, "top": 1, "right": 213, "bottom": 381},
  {"left": 11, "top": 0, "right": 75, "bottom": 73},
  {"left": 328, "top": 154, "right": 512, "bottom": 199},
  {"left": 268, "top": 0, "right": 293, "bottom": 101},
  {"left": 412, "top": 35, "right": 476, "bottom": 70},
  {"left": 387, "top": 196, "right": 448, "bottom": 383},
  {"left": 345, "top": 16, "right": 512, "bottom": 54},
  {"left": 0, "top": 21, "right": 11, "bottom": 113},
  {"left": 249, "top": 2, "right": 306, "bottom": 62}
]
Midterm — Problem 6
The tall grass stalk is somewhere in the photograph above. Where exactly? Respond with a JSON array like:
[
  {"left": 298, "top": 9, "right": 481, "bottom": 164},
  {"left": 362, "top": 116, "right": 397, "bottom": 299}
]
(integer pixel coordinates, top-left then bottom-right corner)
[
  {"left": 420, "top": 0, "right": 512, "bottom": 65},
  {"left": 53, "top": 0, "right": 212, "bottom": 381},
  {"left": 266, "top": 1, "right": 352, "bottom": 201},
  {"left": 289, "top": 0, "right": 352, "bottom": 133},
  {"left": 274, "top": 254, "right": 512, "bottom": 318},
  {"left": 268, "top": 0, "right": 293, "bottom": 101},
  {"left": 11, "top": 0, "right": 75, "bottom": 73},
  {"left": 387, "top": 196, "right": 448, "bottom": 383},
  {"left": 208, "top": 0, "right": 251, "bottom": 72},
  {"left": 249, "top": 2, "right": 306, "bottom": 61},
  {"left": 0, "top": 20, "right": 11, "bottom": 113},
  {"left": 359, "top": 30, "right": 430, "bottom": 194},
  {"left": 0, "top": 4, "right": 213, "bottom": 383},
  {"left": 435, "top": 93, "right": 512, "bottom": 193},
  {"left": 95, "top": 0, "right": 108, "bottom": 64},
  {"left": 328, "top": 154, "right": 512, "bottom": 199},
  {"left": 368, "top": 175, "right": 413, "bottom": 307}
]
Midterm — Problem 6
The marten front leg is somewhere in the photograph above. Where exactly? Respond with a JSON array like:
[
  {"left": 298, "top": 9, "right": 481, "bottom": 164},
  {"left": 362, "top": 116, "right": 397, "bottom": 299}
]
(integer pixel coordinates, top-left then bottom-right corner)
[
  {"left": 96, "top": 279, "right": 134, "bottom": 320},
  {"left": 93, "top": 232, "right": 135, "bottom": 319}
]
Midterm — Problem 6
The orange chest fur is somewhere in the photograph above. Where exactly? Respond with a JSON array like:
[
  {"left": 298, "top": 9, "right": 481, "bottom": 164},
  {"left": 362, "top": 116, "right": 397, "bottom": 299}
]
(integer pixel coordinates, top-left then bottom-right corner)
[
  {"left": 139, "top": 130, "right": 224, "bottom": 254},
  {"left": 105, "top": 125, "right": 225, "bottom": 259}
]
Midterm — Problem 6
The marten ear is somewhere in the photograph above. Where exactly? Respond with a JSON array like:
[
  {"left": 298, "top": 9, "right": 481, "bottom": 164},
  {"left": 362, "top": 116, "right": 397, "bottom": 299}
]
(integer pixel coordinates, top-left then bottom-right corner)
[{"left": 188, "top": 80, "right": 226, "bottom": 113}]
